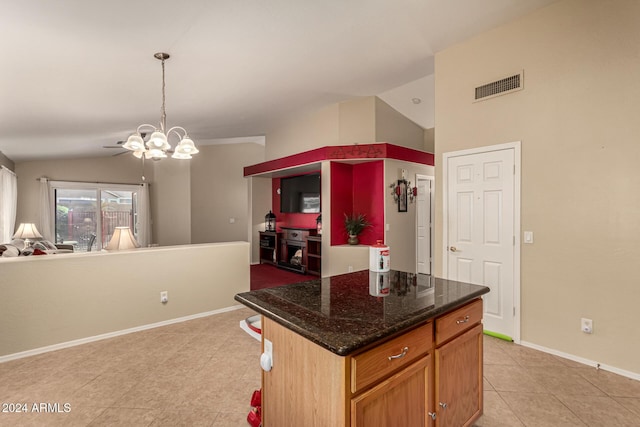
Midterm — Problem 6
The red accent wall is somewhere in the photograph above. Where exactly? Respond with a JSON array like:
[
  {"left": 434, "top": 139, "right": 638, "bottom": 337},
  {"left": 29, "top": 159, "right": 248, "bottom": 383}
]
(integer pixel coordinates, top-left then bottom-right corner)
[
  {"left": 353, "top": 162, "right": 384, "bottom": 244},
  {"left": 330, "top": 163, "right": 353, "bottom": 245},
  {"left": 330, "top": 160, "right": 384, "bottom": 246},
  {"left": 271, "top": 173, "right": 320, "bottom": 231}
]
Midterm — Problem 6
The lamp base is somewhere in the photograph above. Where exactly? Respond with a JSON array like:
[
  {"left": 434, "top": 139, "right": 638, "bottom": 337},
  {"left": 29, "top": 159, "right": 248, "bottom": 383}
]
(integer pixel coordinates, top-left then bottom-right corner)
[{"left": 22, "top": 239, "right": 33, "bottom": 250}]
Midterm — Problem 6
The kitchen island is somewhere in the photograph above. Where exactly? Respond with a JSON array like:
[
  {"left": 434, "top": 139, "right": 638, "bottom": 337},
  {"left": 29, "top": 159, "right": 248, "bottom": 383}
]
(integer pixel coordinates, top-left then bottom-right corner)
[{"left": 235, "top": 269, "right": 490, "bottom": 427}]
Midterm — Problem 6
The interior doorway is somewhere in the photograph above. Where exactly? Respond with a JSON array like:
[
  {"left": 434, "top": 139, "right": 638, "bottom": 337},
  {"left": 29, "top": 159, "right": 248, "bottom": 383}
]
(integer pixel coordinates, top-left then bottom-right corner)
[{"left": 442, "top": 142, "right": 521, "bottom": 343}]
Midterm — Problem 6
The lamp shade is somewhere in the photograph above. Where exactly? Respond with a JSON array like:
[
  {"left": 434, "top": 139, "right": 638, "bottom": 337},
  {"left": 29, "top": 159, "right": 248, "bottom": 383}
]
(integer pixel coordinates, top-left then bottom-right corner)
[
  {"left": 105, "top": 227, "right": 140, "bottom": 251},
  {"left": 13, "top": 223, "right": 43, "bottom": 240},
  {"left": 175, "top": 137, "right": 199, "bottom": 154},
  {"left": 147, "top": 131, "right": 171, "bottom": 151},
  {"left": 123, "top": 133, "right": 145, "bottom": 151}
]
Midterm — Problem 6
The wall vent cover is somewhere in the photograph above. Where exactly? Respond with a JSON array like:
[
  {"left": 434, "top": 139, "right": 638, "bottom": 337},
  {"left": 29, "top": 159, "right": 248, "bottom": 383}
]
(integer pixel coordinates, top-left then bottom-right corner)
[{"left": 474, "top": 71, "right": 523, "bottom": 102}]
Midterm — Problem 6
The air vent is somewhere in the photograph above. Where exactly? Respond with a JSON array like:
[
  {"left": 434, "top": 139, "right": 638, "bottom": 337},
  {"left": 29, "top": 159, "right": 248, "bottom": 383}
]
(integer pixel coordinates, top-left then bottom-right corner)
[{"left": 474, "top": 71, "right": 523, "bottom": 102}]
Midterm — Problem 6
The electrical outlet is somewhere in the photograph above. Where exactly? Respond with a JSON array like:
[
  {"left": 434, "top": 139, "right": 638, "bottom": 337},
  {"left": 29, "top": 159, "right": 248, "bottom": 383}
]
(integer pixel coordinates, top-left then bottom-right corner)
[
  {"left": 348, "top": 266, "right": 353, "bottom": 272},
  {"left": 160, "top": 291, "right": 168, "bottom": 304},
  {"left": 581, "top": 318, "right": 593, "bottom": 334}
]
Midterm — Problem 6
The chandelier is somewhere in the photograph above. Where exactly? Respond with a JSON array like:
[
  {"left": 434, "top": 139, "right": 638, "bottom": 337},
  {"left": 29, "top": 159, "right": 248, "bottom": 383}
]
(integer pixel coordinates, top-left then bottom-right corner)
[{"left": 123, "top": 52, "right": 199, "bottom": 160}]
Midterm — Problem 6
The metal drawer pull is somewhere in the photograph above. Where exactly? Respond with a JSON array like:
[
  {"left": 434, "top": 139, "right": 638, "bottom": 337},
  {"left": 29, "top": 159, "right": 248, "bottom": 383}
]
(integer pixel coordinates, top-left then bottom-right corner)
[
  {"left": 456, "top": 315, "right": 470, "bottom": 325},
  {"left": 388, "top": 346, "right": 409, "bottom": 360}
]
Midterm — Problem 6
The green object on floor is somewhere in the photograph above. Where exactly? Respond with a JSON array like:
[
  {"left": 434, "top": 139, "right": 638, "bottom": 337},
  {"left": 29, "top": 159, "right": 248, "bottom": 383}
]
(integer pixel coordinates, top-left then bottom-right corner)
[{"left": 483, "top": 330, "right": 513, "bottom": 342}]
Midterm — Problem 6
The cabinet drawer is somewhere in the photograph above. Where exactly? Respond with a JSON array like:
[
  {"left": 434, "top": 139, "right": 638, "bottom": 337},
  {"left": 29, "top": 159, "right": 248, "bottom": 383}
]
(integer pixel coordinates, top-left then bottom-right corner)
[
  {"left": 435, "top": 298, "right": 483, "bottom": 345},
  {"left": 351, "top": 321, "right": 433, "bottom": 394}
]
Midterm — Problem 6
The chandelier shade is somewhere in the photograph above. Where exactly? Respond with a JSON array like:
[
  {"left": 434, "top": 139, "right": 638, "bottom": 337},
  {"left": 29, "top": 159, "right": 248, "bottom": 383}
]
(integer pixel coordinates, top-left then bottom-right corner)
[{"left": 123, "top": 52, "right": 198, "bottom": 161}]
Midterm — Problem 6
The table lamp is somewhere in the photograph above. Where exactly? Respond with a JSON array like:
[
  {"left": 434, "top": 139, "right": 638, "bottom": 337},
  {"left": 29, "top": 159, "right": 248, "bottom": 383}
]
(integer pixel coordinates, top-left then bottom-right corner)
[
  {"left": 13, "top": 223, "right": 43, "bottom": 249},
  {"left": 105, "top": 227, "right": 140, "bottom": 251}
]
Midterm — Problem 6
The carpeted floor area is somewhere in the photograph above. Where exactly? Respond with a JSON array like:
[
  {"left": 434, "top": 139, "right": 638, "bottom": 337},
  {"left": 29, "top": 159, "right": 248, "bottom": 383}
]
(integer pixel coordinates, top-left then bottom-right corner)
[{"left": 250, "top": 263, "right": 317, "bottom": 290}]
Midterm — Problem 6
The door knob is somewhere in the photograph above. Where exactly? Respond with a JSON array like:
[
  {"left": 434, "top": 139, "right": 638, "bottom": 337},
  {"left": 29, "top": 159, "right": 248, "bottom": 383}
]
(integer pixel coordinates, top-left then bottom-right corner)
[{"left": 449, "top": 246, "right": 458, "bottom": 252}]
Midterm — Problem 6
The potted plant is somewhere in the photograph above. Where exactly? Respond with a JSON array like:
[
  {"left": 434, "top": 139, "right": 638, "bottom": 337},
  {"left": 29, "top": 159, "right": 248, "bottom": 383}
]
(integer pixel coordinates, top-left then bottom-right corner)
[{"left": 344, "top": 213, "right": 370, "bottom": 245}]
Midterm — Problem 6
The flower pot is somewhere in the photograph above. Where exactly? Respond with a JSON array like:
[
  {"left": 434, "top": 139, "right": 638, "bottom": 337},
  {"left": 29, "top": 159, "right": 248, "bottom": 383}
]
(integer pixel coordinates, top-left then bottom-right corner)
[{"left": 348, "top": 234, "right": 359, "bottom": 245}]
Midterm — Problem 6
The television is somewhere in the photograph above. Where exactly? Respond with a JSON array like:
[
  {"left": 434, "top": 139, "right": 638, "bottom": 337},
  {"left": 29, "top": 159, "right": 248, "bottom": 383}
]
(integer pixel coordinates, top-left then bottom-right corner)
[{"left": 280, "top": 173, "right": 321, "bottom": 213}]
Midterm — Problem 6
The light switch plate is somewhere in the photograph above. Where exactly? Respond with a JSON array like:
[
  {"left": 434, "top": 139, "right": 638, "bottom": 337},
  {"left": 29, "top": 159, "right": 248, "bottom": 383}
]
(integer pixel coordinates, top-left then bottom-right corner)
[{"left": 524, "top": 231, "right": 534, "bottom": 244}]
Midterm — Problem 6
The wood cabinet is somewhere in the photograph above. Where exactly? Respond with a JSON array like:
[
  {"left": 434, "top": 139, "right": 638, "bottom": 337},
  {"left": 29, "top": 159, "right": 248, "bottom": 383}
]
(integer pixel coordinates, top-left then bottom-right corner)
[
  {"left": 259, "top": 231, "right": 280, "bottom": 265},
  {"left": 305, "top": 235, "right": 321, "bottom": 276},
  {"left": 351, "top": 355, "right": 431, "bottom": 427},
  {"left": 260, "top": 298, "right": 483, "bottom": 427},
  {"left": 434, "top": 299, "right": 483, "bottom": 427}
]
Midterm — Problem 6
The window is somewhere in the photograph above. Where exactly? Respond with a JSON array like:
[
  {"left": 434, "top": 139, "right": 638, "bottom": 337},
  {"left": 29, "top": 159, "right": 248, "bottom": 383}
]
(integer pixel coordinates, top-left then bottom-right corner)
[{"left": 51, "top": 182, "right": 144, "bottom": 252}]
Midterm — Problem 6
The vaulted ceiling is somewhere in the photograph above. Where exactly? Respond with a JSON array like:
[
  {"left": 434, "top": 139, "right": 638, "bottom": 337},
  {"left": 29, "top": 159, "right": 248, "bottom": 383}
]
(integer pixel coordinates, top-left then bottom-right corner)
[{"left": 0, "top": 0, "right": 558, "bottom": 162}]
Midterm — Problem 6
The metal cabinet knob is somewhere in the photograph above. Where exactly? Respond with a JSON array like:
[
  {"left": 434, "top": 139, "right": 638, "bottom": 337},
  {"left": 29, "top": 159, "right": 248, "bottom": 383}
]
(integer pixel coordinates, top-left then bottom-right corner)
[
  {"left": 449, "top": 246, "right": 458, "bottom": 252},
  {"left": 439, "top": 402, "right": 448, "bottom": 410},
  {"left": 428, "top": 412, "right": 437, "bottom": 420}
]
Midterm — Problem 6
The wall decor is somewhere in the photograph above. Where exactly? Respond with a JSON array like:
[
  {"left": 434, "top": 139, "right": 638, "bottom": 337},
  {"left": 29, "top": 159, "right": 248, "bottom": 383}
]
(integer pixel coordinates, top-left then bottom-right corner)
[
  {"left": 397, "top": 179, "right": 408, "bottom": 212},
  {"left": 390, "top": 179, "right": 417, "bottom": 212}
]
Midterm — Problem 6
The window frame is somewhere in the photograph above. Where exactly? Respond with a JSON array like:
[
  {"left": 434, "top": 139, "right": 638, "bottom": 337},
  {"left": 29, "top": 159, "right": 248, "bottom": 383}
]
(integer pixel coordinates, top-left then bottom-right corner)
[{"left": 50, "top": 181, "right": 142, "bottom": 250}]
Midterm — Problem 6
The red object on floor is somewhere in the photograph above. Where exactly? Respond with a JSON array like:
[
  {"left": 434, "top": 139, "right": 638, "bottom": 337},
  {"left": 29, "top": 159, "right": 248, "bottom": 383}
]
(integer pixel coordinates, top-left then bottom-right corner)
[
  {"left": 250, "top": 264, "right": 316, "bottom": 291},
  {"left": 250, "top": 389, "right": 261, "bottom": 407},
  {"left": 247, "top": 406, "right": 261, "bottom": 427},
  {"left": 248, "top": 389, "right": 262, "bottom": 427}
]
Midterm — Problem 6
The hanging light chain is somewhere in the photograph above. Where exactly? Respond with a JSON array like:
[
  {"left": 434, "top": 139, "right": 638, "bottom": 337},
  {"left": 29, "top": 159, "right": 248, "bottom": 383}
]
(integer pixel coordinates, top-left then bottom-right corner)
[{"left": 160, "top": 56, "right": 167, "bottom": 133}]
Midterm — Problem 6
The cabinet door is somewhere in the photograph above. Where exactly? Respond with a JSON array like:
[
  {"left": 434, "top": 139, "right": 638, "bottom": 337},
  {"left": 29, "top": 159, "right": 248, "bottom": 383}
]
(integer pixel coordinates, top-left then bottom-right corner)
[
  {"left": 435, "top": 323, "right": 483, "bottom": 427},
  {"left": 351, "top": 355, "right": 431, "bottom": 427}
]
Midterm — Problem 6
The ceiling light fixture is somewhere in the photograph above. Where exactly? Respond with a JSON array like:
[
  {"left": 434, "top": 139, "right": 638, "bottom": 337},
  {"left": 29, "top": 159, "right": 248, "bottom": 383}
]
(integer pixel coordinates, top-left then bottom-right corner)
[{"left": 123, "top": 52, "right": 199, "bottom": 160}]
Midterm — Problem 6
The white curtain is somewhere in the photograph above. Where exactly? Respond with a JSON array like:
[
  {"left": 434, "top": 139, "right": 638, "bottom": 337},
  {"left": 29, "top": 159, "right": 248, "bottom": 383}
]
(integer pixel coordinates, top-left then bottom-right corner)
[
  {"left": 136, "top": 183, "right": 152, "bottom": 247},
  {"left": 0, "top": 166, "right": 18, "bottom": 243},
  {"left": 38, "top": 177, "right": 55, "bottom": 242}
]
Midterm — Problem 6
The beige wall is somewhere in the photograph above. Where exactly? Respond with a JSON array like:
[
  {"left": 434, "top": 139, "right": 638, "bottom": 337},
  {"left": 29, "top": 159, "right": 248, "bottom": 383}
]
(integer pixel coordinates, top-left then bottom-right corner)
[
  {"left": 266, "top": 103, "right": 340, "bottom": 161},
  {"left": 0, "top": 242, "right": 249, "bottom": 358},
  {"left": 424, "top": 128, "right": 434, "bottom": 153},
  {"left": 265, "top": 96, "right": 426, "bottom": 160},
  {"left": 375, "top": 98, "right": 426, "bottom": 151},
  {"left": 385, "top": 159, "right": 434, "bottom": 273},
  {"left": 15, "top": 155, "right": 151, "bottom": 230},
  {"left": 338, "top": 97, "right": 376, "bottom": 145},
  {"left": 152, "top": 159, "right": 191, "bottom": 246},
  {"left": 190, "top": 143, "right": 265, "bottom": 245},
  {"left": 434, "top": 0, "right": 640, "bottom": 374}
]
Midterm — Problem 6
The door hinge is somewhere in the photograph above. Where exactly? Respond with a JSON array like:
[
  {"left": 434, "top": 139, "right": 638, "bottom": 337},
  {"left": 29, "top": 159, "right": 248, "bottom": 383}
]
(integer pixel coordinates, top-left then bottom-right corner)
[
  {"left": 513, "top": 235, "right": 515, "bottom": 245},
  {"left": 513, "top": 307, "right": 516, "bottom": 316}
]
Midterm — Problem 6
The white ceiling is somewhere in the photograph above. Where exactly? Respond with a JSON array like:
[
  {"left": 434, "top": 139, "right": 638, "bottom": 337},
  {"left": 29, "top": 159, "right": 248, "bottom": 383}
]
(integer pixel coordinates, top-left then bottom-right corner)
[{"left": 0, "top": 0, "right": 558, "bottom": 162}]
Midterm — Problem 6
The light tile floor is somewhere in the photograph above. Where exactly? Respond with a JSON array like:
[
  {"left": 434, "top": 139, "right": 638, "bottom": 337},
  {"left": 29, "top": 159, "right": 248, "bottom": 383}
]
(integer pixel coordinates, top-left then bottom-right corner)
[
  {"left": 476, "top": 335, "right": 640, "bottom": 427},
  {"left": 1, "top": 307, "right": 639, "bottom": 426}
]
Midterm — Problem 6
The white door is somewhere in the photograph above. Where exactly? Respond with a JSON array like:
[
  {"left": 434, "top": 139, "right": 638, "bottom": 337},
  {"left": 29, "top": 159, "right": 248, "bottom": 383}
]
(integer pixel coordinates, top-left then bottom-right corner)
[
  {"left": 416, "top": 175, "right": 433, "bottom": 274},
  {"left": 444, "top": 144, "right": 519, "bottom": 341}
]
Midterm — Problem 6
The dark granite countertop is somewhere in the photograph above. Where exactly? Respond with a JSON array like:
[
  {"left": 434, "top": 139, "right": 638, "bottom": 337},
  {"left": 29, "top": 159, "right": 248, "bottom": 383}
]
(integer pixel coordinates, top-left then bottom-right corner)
[{"left": 235, "top": 269, "right": 490, "bottom": 356}]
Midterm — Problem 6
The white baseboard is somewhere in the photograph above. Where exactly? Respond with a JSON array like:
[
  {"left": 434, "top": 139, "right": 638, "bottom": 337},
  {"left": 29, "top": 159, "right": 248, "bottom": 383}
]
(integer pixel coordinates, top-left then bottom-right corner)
[
  {"left": 520, "top": 340, "right": 640, "bottom": 382},
  {"left": 0, "top": 305, "right": 246, "bottom": 364}
]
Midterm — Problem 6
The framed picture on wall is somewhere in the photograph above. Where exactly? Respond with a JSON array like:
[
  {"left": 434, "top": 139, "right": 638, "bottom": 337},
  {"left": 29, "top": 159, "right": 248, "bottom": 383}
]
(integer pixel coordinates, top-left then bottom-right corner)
[{"left": 398, "top": 179, "right": 408, "bottom": 212}]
